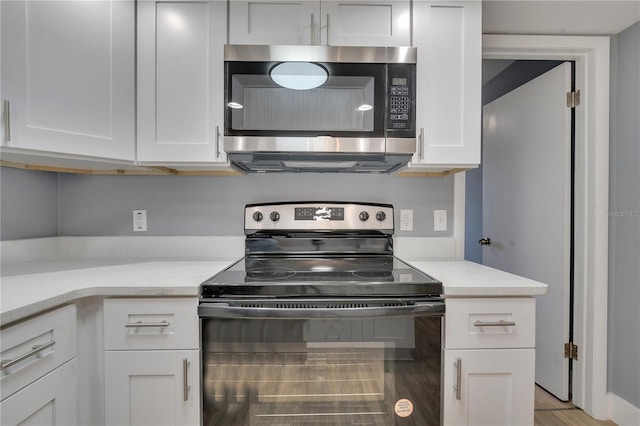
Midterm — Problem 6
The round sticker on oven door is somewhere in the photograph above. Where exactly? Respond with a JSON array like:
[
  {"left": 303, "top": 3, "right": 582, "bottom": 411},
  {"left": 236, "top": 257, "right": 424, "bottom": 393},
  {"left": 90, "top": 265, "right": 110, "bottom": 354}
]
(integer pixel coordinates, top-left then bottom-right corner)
[{"left": 394, "top": 398, "right": 414, "bottom": 418}]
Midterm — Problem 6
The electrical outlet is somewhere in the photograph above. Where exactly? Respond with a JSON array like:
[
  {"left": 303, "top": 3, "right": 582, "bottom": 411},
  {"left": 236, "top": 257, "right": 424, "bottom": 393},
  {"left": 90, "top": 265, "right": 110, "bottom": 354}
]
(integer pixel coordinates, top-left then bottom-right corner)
[
  {"left": 434, "top": 209, "right": 447, "bottom": 231},
  {"left": 400, "top": 209, "right": 413, "bottom": 231},
  {"left": 133, "top": 210, "right": 147, "bottom": 232}
]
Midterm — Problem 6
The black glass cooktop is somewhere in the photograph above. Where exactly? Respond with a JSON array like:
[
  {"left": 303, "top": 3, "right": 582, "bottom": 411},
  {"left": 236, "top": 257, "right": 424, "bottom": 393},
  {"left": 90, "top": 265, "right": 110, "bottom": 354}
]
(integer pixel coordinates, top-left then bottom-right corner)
[{"left": 200, "top": 256, "right": 442, "bottom": 299}]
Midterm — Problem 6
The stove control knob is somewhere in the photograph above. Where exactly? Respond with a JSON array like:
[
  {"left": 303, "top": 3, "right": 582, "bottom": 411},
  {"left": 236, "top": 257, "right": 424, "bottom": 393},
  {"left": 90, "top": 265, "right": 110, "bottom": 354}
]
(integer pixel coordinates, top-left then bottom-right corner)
[
  {"left": 270, "top": 211, "right": 280, "bottom": 222},
  {"left": 359, "top": 211, "right": 369, "bottom": 222},
  {"left": 253, "top": 211, "right": 263, "bottom": 222},
  {"left": 376, "top": 211, "right": 387, "bottom": 222}
]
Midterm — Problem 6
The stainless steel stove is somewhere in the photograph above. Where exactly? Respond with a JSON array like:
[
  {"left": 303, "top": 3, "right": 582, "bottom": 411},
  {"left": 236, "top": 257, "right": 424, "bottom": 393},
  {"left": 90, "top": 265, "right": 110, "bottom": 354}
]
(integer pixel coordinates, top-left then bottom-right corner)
[{"left": 199, "top": 202, "right": 444, "bottom": 425}]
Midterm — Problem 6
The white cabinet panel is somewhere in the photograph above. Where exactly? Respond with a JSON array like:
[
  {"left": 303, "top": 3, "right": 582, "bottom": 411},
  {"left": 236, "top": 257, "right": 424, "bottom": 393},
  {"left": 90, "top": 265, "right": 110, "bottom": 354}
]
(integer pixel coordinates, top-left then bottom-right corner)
[
  {"left": 445, "top": 298, "right": 536, "bottom": 349},
  {"left": 443, "top": 349, "right": 535, "bottom": 426},
  {"left": 229, "top": 0, "right": 318, "bottom": 45},
  {"left": 103, "top": 298, "right": 198, "bottom": 350},
  {"left": 0, "top": 0, "right": 135, "bottom": 160},
  {"left": 408, "top": 0, "right": 481, "bottom": 171},
  {"left": 321, "top": 0, "right": 410, "bottom": 46},
  {"left": 137, "top": 0, "right": 228, "bottom": 164},
  {"left": 229, "top": 0, "right": 409, "bottom": 46},
  {"left": 104, "top": 350, "right": 199, "bottom": 426},
  {"left": 0, "top": 304, "right": 77, "bottom": 401},
  {"left": 0, "top": 359, "right": 78, "bottom": 426}
]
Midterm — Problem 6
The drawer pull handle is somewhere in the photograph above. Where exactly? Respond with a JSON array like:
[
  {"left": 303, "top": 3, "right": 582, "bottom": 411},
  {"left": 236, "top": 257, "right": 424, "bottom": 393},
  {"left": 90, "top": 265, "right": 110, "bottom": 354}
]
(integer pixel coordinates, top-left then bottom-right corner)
[
  {"left": 183, "top": 358, "right": 191, "bottom": 401},
  {"left": 0, "top": 340, "right": 56, "bottom": 370},
  {"left": 474, "top": 320, "right": 516, "bottom": 327},
  {"left": 124, "top": 321, "right": 170, "bottom": 328},
  {"left": 454, "top": 357, "right": 462, "bottom": 400}
]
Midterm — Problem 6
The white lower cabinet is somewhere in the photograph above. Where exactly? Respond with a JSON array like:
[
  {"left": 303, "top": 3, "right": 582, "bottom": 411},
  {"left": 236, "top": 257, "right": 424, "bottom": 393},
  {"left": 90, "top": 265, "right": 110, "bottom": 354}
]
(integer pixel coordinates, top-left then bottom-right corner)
[
  {"left": 442, "top": 349, "right": 535, "bottom": 426},
  {"left": 0, "top": 359, "right": 78, "bottom": 426},
  {"left": 0, "top": 305, "right": 78, "bottom": 426},
  {"left": 104, "top": 350, "right": 199, "bottom": 426},
  {"left": 103, "top": 297, "right": 200, "bottom": 426},
  {"left": 442, "top": 297, "right": 537, "bottom": 425}
]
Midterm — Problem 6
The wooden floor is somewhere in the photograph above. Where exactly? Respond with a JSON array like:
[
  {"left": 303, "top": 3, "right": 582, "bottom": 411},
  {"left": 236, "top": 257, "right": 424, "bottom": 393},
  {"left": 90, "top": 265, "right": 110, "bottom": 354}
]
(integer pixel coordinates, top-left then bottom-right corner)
[{"left": 534, "top": 386, "right": 617, "bottom": 426}]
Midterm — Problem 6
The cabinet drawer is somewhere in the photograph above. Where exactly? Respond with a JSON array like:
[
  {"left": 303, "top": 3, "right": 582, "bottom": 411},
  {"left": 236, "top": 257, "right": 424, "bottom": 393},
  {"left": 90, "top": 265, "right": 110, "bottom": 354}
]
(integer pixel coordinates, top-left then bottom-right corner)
[
  {"left": 444, "top": 298, "right": 535, "bottom": 349},
  {"left": 1, "top": 304, "right": 77, "bottom": 401},
  {"left": 104, "top": 298, "right": 198, "bottom": 350}
]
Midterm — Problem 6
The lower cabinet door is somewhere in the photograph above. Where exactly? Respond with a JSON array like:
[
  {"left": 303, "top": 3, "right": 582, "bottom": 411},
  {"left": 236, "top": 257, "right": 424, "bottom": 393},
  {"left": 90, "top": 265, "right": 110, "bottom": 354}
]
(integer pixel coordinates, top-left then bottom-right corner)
[
  {"left": 0, "top": 359, "right": 78, "bottom": 426},
  {"left": 442, "top": 348, "right": 535, "bottom": 426},
  {"left": 105, "top": 350, "right": 200, "bottom": 426}
]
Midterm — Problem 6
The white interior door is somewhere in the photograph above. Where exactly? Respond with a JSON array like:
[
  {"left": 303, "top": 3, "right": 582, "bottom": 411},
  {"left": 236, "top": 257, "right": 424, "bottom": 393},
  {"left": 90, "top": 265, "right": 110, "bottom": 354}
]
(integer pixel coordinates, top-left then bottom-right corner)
[{"left": 482, "top": 62, "right": 572, "bottom": 400}]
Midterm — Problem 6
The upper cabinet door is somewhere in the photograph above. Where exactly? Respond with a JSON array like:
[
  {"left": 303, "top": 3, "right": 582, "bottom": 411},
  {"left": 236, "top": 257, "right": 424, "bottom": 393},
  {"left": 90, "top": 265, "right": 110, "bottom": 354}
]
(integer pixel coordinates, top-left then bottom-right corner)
[
  {"left": 321, "top": 0, "right": 410, "bottom": 46},
  {"left": 0, "top": 0, "right": 135, "bottom": 160},
  {"left": 137, "top": 0, "right": 228, "bottom": 164},
  {"left": 229, "top": 0, "right": 409, "bottom": 46},
  {"left": 409, "top": 1, "right": 481, "bottom": 170},
  {"left": 229, "top": 0, "right": 320, "bottom": 45}
]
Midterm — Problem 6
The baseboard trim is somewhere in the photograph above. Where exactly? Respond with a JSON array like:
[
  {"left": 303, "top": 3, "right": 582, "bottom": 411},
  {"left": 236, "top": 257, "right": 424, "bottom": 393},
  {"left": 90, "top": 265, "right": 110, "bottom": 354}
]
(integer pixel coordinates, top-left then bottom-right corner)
[{"left": 608, "top": 393, "right": 640, "bottom": 426}]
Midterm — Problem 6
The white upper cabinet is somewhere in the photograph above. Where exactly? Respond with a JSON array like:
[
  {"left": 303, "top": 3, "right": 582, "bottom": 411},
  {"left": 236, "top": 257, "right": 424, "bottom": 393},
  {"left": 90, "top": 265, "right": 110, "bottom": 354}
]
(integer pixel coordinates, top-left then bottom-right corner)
[
  {"left": 137, "top": 0, "right": 229, "bottom": 165},
  {"left": 229, "top": 0, "right": 410, "bottom": 47},
  {"left": 321, "top": 0, "right": 410, "bottom": 46},
  {"left": 0, "top": 0, "right": 135, "bottom": 161},
  {"left": 229, "top": 0, "right": 319, "bottom": 45},
  {"left": 407, "top": 0, "right": 481, "bottom": 171}
]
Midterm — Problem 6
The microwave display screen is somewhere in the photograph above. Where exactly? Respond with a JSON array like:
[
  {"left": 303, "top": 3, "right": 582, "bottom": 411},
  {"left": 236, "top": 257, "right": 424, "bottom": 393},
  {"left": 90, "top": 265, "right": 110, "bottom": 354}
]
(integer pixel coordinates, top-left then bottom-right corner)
[{"left": 392, "top": 77, "right": 407, "bottom": 86}]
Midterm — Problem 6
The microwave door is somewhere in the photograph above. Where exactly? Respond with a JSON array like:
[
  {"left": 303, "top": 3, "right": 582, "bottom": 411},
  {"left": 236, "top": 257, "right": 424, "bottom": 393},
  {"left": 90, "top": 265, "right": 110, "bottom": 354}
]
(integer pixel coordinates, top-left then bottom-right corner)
[{"left": 225, "top": 61, "right": 386, "bottom": 139}]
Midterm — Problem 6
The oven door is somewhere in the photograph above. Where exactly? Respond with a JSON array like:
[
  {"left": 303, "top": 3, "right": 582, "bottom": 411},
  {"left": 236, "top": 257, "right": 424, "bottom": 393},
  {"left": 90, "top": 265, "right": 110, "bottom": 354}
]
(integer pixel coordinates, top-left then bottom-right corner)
[{"left": 200, "top": 300, "right": 442, "bottom": 426}]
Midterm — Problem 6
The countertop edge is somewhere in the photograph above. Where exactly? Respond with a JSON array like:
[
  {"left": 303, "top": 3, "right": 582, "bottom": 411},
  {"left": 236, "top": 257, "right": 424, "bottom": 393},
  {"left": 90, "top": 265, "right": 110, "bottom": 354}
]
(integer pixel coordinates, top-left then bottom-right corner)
[{"left": 1, "top": 285, "right": 200, "bottom": 327}]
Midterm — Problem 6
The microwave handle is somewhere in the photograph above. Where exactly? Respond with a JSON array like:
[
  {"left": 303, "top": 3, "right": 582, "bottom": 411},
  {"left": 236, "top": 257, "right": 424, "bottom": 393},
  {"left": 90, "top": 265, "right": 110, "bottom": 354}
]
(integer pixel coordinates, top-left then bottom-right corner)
[
  {"left": 418, "top": 128, "right": 424, "bottom": 160},
  {"left": 326, "top": 14, "right": 331, "bottom": 46}
]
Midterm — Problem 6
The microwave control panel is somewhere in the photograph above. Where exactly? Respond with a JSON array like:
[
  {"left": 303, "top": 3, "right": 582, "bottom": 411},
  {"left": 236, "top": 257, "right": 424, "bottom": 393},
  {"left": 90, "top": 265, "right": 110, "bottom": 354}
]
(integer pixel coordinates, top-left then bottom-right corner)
[{"left": 386, "top": 63, "right": 416, "bottom": 138}]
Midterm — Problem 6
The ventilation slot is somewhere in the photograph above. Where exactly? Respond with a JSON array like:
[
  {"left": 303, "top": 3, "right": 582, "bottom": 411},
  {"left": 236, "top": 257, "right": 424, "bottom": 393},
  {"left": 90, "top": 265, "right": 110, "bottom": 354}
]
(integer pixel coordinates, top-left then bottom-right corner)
[{"left": 240, "top": 303, "right": 265, "bottom": 308}]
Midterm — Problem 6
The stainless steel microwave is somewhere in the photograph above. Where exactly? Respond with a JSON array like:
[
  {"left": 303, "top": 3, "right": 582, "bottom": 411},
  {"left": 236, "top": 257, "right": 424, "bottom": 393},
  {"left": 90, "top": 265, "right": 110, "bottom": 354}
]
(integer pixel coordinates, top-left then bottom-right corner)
[{"left": 223, "top": 45, "right": 417, "bottom": 173}]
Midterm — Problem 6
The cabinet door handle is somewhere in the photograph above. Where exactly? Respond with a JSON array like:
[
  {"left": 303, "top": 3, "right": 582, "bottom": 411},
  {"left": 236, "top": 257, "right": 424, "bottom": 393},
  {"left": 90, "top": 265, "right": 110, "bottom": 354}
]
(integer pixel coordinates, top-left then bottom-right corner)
[
  {"left": 418, "top": 128, "right": 424, "bottom": 160},
  {"left": 473, "top": 320, "right": 516, "bottom": 327},
  {"left": 310, "top": 14, "right": 315, "bottom": 45},
  {"left": 326, "top": 14, "right": 330, "bottom": 46},
  {"left": 214, "top": 125, "right": 220, "bottom": 159},
  {"left": 1, "top": 340, "right": 56, "bottom": 370},
  {"left": 3, "top": 100, "right": 10, "bottom": 143},
  {"left": 454, "top": 357, "right": 462, "bottom": 400},
  {"left": 124, "top": 320, "right": 169, "bottom": 328},
  {"left": 183, "top": 358, "right": 191, "bottom": 401}
]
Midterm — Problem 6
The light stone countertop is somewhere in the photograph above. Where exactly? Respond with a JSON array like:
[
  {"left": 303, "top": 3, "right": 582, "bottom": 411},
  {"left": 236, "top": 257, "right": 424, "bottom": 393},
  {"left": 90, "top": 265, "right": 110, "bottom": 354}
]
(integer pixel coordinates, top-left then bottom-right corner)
[
  {"left": 1, "top": 257, "right": 548, "bottom": 326},
  {"left": 0, "top": 258, "right": 238, "bottom": 326}
]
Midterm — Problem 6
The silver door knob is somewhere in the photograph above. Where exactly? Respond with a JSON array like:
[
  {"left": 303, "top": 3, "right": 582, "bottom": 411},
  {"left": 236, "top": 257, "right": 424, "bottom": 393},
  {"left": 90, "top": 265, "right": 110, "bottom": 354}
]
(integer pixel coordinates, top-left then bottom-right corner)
[{"left": 479, "top": 238, "right": 491, "bottom": 246}]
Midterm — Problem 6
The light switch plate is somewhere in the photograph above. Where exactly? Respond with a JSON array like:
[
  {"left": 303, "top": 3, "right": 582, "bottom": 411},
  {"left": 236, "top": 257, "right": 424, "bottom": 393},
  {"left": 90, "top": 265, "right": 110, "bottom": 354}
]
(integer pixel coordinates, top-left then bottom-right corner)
[{"left": 434, "top": 210, "right": 447, "bottom": 231}]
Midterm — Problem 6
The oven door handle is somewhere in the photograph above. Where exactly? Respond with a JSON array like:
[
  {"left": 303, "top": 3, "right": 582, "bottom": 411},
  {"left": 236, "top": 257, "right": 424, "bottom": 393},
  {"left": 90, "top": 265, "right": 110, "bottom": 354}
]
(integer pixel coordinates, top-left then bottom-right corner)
[{"left": 198, "top": 301, "right": 444, "bottom": 319}]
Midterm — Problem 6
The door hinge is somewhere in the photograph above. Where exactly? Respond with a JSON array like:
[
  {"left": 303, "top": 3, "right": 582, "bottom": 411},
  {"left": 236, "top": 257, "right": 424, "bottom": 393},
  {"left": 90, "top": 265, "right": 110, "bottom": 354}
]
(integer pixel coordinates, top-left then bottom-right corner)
[
  {"left": 566, "top": 90, "right": 581, "bottom": 108},
  {"left": 564, "top": 342, "right": 578, "bottom": 360}
]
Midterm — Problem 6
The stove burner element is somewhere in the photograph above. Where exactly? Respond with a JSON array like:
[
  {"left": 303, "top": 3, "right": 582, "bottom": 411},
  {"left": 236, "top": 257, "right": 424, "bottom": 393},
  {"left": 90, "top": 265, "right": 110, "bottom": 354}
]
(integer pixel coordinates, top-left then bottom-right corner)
[
  {"left": 352, "top": 269, "right": 394, "bottom": 280},
  {"left": 246, "top": 268, "right": 296, "bottom": 281}
]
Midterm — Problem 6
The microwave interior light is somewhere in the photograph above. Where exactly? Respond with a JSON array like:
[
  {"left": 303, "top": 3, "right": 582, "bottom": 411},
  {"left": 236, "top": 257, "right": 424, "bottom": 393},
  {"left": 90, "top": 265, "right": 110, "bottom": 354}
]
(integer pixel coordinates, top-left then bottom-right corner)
[
  {"left": 270, "top": 62, "right": 328, "bottom": 90},
  {"left": 357, "top": 104, "right": 373, "bottom": 111},
  {"left": 227, "top": 102, "right": 244, "bottom": 109}
]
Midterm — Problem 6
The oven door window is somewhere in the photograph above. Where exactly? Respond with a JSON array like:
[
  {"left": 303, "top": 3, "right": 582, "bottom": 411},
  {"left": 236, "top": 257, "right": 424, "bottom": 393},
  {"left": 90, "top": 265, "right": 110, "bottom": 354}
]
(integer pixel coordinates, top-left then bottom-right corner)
[
  {"left": 225, "top": 62, "right": 385, "bottom": 138},
  {"left": 202, "top": 315, "right": 440, "bottom": 425}
]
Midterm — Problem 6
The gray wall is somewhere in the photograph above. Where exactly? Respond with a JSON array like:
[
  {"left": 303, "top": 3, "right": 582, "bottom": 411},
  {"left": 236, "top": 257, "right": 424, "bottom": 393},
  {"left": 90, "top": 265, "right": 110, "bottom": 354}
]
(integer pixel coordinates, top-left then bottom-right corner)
[
  {"left": 58, "top": 173, "right": 453, "bottom": 236},
  {"left": 0, "top": 167, "right": 59, "bottom": 240},
  {"left": 608, "top": 21, "right": 640, "bottom": 408}
]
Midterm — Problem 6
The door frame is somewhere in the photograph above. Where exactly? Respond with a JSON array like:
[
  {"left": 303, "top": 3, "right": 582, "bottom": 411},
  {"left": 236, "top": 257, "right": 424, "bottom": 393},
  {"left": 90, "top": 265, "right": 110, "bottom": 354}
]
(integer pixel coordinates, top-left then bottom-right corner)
[{"left": 454, "top": 35, "right": 610, "bottom": 419}]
